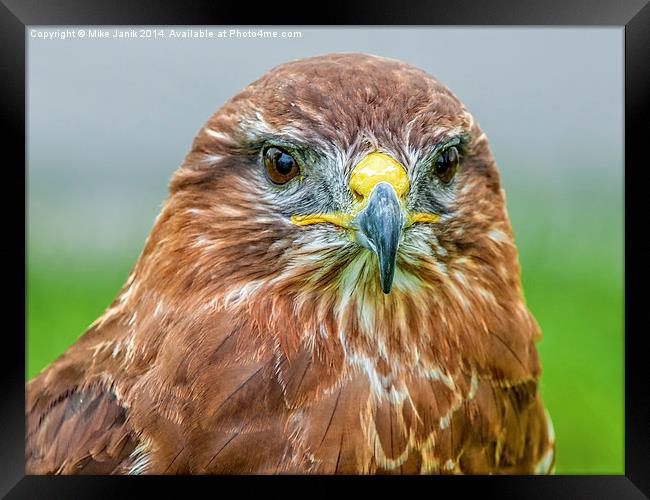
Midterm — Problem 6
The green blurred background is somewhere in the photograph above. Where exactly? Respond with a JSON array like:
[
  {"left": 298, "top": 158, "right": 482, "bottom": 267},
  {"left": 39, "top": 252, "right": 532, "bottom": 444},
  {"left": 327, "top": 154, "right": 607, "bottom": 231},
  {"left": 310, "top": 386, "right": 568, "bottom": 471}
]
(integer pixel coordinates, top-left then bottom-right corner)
[{"left": 27, "top": 28, "right": 623, "bottom": 473}]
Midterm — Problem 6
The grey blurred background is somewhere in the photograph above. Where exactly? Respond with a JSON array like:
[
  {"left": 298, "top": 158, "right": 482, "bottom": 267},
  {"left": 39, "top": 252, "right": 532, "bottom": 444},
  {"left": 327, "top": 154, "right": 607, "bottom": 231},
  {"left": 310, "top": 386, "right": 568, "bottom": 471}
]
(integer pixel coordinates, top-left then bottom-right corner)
[{"left": 27, "top": 27, "right": 623, "bottom": 473}]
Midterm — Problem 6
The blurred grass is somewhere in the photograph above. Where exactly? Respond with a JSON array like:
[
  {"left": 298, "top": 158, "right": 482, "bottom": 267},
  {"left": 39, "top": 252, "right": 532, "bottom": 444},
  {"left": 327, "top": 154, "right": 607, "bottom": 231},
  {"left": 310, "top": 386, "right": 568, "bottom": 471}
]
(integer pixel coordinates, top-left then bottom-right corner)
[
  {"left": 521, "top": 259, "right": 623, "bottom": 474},
  {"left": 26, "top": 186, "right": 623, "bottom": 474},
  {"left": 26, "top": 257, "right": 132, "bottom": 380}
]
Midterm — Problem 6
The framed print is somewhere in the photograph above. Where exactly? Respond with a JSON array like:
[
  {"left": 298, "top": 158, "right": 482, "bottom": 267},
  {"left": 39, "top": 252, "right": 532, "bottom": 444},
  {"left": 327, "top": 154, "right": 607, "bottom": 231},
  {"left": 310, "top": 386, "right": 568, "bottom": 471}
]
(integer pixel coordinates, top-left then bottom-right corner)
[{"left": 2, "top": 0, "right": 648, "bottom": 497}]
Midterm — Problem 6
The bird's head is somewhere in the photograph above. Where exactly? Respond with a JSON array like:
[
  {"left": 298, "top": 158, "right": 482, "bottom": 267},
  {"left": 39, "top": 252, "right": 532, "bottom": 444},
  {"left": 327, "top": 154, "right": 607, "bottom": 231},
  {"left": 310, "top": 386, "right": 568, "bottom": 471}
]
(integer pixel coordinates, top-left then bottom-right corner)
[{"left": 133, "top": 53, "right": 535, "bottom": 358}]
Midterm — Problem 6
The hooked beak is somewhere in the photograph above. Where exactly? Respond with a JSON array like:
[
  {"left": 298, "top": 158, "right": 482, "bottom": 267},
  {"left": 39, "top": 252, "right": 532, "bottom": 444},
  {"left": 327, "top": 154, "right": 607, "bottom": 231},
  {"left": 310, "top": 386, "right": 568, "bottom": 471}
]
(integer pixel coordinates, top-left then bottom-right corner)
[{"left": 352, "top": 182, "right": 404, "bottom": 294}]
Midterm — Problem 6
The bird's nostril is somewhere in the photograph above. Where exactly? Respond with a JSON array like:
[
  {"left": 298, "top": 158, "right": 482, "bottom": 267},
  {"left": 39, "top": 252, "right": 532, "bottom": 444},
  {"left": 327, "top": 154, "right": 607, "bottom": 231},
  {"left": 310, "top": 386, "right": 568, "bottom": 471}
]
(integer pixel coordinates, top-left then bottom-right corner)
[{"left": 352, "top": 188, "right": 364, "bottom": 203}]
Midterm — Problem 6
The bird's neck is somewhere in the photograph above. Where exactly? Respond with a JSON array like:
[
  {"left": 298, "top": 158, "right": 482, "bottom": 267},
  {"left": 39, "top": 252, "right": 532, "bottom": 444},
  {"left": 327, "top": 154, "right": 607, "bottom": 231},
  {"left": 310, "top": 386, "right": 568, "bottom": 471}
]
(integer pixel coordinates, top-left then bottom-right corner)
[{"left": 70, "top": 242, "right": 540, "bottom": 404}]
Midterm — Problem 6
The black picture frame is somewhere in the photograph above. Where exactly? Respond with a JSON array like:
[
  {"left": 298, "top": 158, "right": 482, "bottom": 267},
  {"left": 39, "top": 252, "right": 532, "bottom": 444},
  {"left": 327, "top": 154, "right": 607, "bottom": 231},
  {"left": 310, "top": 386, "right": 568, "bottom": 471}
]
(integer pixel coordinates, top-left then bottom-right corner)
[{"left": 2, "top": 1, "right": 648, "bottom": 497}]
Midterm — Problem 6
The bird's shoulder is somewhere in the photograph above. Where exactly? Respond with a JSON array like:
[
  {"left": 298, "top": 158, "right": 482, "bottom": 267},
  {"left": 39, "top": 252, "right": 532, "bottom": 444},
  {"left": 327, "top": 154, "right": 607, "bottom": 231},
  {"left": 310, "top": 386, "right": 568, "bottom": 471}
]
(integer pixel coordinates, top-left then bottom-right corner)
[
  {"left": 448, "top": 374, "right": 555, "bottom": 474},
  {"left": 26, "top": 375, "right": 139, "bottom": 474}
]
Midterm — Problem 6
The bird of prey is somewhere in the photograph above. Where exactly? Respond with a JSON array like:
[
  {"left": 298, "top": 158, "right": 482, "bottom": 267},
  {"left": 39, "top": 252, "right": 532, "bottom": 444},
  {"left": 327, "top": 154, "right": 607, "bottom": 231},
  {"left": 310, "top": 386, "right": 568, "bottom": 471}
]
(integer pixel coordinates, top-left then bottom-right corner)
[{"left": 27, "top": 53, "right": 555, "bottom": 475}]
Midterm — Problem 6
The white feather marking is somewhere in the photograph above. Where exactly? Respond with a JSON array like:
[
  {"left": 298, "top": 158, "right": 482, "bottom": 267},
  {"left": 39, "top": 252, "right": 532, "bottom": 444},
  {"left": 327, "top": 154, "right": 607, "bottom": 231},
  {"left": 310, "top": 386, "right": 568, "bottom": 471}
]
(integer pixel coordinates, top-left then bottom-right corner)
[
  {"left": 221, "top": 279, "right": 265, "bottom": 309},
  {"left": 111, "top": 343, "right": 121, "bottom": 358},
  {"left": 89, "top": 341, "right": 113, "bottom": 358},
  {"left": 319, "top": 325, "right": 328, "bottom": 339},
  {"left": 448, "top": 282, "right": 470, "bottom": 310},
  {"left": 454, "top": 270, "right": 468, "bottom": 286},
  {"left": 535, "top": 409, "right": 556, "bottom": 474},
  {"left": 535, "top": 444, "right": 555, "bottom": 474},
  {"left": 426, "top": 368, "right": 456, "bottom": 390},
  {"left": 488, "top": 229, "right": 507, "bottom": 243},
  {"left": 545, "top": 409, "right": 556, "bottom": 443},
  {"left": 128, "top": 439, "right": 152, "bottom": 475},
  {"left": 439, "top": 369, "right": 478, "bottom": 429},
  {"left": 204, "top": 128, "right": 229, "bottom": 141},
  {"left": 435, "top": 261, "right": 449, "bottom": 276},
  {"left": 192, "top": 236, "right": 206, "bottom": 248},
  {"left": 123, "top": 334, "right": 136, "bottom": 365},
  {"left": 477, "top": 287, "right": 496, "bottom": 302}
]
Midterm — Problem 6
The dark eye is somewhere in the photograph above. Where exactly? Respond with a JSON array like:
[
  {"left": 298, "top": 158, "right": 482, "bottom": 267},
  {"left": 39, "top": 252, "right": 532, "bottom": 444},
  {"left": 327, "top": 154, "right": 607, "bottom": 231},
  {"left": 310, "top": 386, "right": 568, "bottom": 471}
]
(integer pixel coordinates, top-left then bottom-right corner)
[
  {"left": 433, "top": 146, "right": 459, "bottom": 184},
  {"left": 263, "top": 146, "right": 300, "bottom": 185}
]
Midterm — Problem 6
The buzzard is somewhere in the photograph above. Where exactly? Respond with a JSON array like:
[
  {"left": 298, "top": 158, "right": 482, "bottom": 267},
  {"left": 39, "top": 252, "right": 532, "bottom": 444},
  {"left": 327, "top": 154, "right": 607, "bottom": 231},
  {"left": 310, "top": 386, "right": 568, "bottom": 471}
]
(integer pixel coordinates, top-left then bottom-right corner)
[{"left": 27, "top": 53, "right": 555, "bottom": 474}]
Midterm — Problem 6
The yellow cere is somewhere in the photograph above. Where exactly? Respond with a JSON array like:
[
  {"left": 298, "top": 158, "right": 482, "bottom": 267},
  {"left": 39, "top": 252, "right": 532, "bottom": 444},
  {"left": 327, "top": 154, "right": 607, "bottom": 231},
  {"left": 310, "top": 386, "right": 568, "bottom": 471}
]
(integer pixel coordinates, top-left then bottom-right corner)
[{"left": 348, "top": 152, "right": 410, "bottom": 201}]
